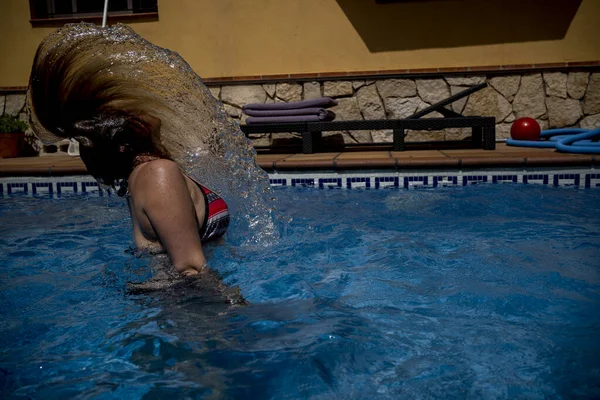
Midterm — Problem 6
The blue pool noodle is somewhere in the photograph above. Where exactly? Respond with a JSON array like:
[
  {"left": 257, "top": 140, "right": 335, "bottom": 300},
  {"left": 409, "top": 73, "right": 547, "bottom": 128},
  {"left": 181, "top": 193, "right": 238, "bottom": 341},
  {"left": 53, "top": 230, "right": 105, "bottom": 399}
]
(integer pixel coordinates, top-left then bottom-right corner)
[{"left": 506, "top": 128, "right": 600, "bottom": 154}]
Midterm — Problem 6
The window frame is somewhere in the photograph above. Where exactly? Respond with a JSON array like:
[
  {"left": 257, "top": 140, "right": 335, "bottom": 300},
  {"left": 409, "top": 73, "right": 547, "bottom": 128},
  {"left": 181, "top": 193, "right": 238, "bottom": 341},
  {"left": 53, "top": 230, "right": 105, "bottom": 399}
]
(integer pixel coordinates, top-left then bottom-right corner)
[{"left": 28, "top": 0, "right": 158, "bottom": 26}]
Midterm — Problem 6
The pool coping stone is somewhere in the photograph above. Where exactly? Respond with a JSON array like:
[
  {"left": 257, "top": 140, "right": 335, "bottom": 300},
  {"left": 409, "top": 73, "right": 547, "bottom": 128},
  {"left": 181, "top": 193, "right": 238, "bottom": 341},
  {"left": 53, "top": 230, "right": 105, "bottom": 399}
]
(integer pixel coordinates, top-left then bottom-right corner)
[{"left": 0, "top": 144, "right": 596, "bottom": 177}]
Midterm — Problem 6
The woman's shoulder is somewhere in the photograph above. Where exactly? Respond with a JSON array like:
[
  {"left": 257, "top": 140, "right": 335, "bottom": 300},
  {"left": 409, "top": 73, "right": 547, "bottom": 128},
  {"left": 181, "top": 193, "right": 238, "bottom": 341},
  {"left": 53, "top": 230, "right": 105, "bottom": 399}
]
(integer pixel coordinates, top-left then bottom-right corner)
[
  {"left": 132, "top": 158, "right": 180, "bottom": 177},
  {"left": 129, "top": 158, "right": 184, "bottom": 192}
]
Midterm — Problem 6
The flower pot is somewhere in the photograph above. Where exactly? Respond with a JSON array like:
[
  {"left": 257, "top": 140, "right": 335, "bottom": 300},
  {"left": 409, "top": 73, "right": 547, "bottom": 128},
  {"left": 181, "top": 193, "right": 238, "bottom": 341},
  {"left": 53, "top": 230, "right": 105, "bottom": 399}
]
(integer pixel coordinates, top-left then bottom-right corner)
[{"left": 0, "top": 132, "right": 25, "bottom": 158}]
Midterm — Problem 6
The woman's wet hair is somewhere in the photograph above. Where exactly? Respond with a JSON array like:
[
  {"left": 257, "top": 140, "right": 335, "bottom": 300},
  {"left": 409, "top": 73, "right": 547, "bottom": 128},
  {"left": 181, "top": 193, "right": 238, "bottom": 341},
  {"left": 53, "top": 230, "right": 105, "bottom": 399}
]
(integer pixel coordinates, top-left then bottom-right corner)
[
  {"left": 27, "top": 23, "right": 279, "bottom": 243},
  {"left": 74, "top": 114, "right": 163, "bottom": 195},
  {"left": 27, "top": 24, "right": 164, "bottom": 195}
]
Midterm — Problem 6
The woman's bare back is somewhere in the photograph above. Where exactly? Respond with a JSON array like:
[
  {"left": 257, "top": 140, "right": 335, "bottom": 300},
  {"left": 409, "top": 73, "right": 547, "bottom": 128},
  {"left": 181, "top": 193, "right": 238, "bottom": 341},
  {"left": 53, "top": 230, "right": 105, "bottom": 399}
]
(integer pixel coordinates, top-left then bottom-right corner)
[{"left": 126, "top": 159, "right": 208, "bottom": 274}]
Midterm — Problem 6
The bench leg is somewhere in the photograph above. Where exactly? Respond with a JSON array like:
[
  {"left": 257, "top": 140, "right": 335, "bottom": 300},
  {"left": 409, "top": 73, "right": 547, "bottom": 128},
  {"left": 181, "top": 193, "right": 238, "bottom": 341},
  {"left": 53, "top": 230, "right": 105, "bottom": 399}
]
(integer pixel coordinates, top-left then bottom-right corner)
[
  {"left": 472, "top": 126, "right": 483, "bottom": 148},
  {"left": 302, "top": 131, "right": 322, "bottom": 154},
  {"left": 393, "top": 129, "right": 405, "bottom": 151},
  {"left": 483, "top": 124, "right": 496, "bottom": 150},
  {"left": 313, "top": 131, "right": 323, "bottom": 153}
]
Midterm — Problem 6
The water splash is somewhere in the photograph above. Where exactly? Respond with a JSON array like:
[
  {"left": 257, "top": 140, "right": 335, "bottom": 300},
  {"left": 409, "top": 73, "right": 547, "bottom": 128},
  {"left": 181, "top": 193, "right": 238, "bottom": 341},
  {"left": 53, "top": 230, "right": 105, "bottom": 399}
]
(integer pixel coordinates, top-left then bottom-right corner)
[{"left": 27, "top": 23, "right": 280, "bottom": 245}]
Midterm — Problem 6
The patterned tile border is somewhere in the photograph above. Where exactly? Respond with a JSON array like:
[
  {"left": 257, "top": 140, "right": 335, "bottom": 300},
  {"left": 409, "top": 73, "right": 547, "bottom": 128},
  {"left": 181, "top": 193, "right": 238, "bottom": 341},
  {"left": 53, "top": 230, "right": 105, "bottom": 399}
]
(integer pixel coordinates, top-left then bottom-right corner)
[
  {"left": 271, "top": 168, "right": 600, "bottom": 189},
  {"left": 0, "top": 168, "right": 598, "bottom": 198},
  {"left": 0, "top": 176, "right": 120, "bottom": 197}
]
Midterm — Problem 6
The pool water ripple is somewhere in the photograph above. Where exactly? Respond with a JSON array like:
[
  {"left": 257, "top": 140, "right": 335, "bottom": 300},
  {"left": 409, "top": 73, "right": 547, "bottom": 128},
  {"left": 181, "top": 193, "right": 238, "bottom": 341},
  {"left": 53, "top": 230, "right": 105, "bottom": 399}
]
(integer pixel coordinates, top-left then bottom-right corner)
[{"left": 1, "top": 185, "right": 599, "bottom": 398}]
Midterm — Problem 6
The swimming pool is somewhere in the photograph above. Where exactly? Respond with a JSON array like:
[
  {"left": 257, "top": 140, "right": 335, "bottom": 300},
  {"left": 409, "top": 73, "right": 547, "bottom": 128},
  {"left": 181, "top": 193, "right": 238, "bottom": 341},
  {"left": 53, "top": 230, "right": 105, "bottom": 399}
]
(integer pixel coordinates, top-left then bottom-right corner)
[{"left": 1, "top": 185, "right": 599, "bottom": 399}]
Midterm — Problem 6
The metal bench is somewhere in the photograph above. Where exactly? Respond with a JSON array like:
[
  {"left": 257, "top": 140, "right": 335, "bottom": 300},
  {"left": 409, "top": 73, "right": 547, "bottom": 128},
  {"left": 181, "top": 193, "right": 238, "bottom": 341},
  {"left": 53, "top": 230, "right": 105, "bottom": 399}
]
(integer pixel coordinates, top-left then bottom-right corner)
[{"left": 240, "top": 83, "right": 496, "bottom": 154}]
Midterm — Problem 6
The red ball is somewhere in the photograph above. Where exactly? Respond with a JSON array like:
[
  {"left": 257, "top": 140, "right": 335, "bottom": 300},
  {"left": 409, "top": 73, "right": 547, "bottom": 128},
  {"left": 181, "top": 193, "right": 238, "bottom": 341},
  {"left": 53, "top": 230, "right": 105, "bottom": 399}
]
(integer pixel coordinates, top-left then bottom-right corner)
[{"left": 510, "top": 117, "right": 541, "bottom": 141}]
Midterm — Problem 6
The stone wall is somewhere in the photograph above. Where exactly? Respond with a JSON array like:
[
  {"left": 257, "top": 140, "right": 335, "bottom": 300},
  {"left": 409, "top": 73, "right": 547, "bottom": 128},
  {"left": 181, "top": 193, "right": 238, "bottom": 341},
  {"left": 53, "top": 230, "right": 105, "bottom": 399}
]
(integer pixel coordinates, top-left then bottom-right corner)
[
  {"left": 0, "top": 92, "right": 70, "bottom": 156},
  {"left": 2, "top": 69, "right": 599, "bottom": 155},
  {"left": 212, "top": 70, "right": 600, "bottom": 146}
]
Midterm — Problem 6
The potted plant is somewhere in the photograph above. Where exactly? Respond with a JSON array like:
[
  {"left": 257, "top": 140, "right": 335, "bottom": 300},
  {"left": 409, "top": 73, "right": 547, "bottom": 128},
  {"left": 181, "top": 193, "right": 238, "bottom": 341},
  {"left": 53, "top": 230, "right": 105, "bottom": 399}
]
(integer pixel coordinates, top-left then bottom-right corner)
[{"left": 0, "top": 115, "right": 28, "bottom": 158}]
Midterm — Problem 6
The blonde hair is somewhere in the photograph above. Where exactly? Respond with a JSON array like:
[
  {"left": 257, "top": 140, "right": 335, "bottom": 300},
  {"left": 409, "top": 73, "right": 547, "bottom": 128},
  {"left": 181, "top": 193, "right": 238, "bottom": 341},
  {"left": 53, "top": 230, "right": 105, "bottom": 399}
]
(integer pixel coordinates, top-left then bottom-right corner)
[{"left": 27, "top": 23, "right": 166, "bottom": 191}]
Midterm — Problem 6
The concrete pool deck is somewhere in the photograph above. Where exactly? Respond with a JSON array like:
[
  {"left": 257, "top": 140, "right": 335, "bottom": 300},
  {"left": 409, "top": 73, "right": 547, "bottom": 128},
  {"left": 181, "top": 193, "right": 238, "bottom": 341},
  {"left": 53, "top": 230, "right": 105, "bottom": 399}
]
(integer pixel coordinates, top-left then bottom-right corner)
[{"left": 0, "top": 143, "right": 596, "bottom": 177}]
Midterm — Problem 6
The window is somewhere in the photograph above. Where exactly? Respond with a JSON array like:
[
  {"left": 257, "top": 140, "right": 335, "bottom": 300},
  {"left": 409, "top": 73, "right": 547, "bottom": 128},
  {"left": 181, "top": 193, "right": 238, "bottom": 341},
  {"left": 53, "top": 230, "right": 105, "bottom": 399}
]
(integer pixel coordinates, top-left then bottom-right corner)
[{"left": 29, "top": 0, "right": 158, "bottom": 23}]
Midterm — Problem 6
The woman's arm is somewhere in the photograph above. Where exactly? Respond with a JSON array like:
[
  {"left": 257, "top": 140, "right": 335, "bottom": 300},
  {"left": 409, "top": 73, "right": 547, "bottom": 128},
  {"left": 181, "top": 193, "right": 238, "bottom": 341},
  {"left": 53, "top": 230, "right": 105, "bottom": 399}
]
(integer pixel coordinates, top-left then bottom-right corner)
[{"left": 132, "top": 159, "right": 207, "bottom": 275}]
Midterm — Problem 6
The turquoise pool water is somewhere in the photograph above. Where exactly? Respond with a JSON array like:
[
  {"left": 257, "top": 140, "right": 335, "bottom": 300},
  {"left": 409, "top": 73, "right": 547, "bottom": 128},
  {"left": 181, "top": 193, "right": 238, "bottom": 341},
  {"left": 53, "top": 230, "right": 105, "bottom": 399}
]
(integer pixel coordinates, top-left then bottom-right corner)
[{"left": 1, "top": 185, "right": 599, "bottom": 399}]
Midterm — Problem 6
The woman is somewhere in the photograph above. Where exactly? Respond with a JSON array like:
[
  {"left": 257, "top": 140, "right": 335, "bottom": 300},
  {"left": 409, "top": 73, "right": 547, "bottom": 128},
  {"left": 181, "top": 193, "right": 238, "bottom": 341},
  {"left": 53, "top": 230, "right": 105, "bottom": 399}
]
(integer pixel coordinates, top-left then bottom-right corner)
[
  {"left": 32, "top": 111, "right": 230, "bottom": 282},
  {"left": 76, "top": 113, "right": 230, "bottom": 278},
  {"left": 27, "top": 24, "right": 231, "bottom": 283}
]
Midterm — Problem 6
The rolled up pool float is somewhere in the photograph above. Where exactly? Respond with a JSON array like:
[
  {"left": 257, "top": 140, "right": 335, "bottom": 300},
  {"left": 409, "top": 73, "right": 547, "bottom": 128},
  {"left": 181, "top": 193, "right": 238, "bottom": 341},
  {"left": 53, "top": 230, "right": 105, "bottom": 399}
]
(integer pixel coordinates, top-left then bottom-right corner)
[{"left": 506, "top": 118, "right": 600, "bottom": 154}]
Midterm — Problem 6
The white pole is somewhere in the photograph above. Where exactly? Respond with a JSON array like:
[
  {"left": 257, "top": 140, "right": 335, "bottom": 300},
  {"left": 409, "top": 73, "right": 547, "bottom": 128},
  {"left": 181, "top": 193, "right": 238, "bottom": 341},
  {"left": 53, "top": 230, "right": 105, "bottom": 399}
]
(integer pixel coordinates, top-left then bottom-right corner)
[{"left": 102, "top": 0, "right": 109, "bottom": 27}]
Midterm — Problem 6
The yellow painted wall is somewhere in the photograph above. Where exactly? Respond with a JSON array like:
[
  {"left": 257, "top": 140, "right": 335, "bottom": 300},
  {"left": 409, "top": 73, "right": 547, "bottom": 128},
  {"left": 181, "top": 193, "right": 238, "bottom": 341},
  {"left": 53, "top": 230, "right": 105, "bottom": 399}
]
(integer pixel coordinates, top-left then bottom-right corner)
[{"left": 1, "top": 0, "right": 599, "bottom": 87}]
